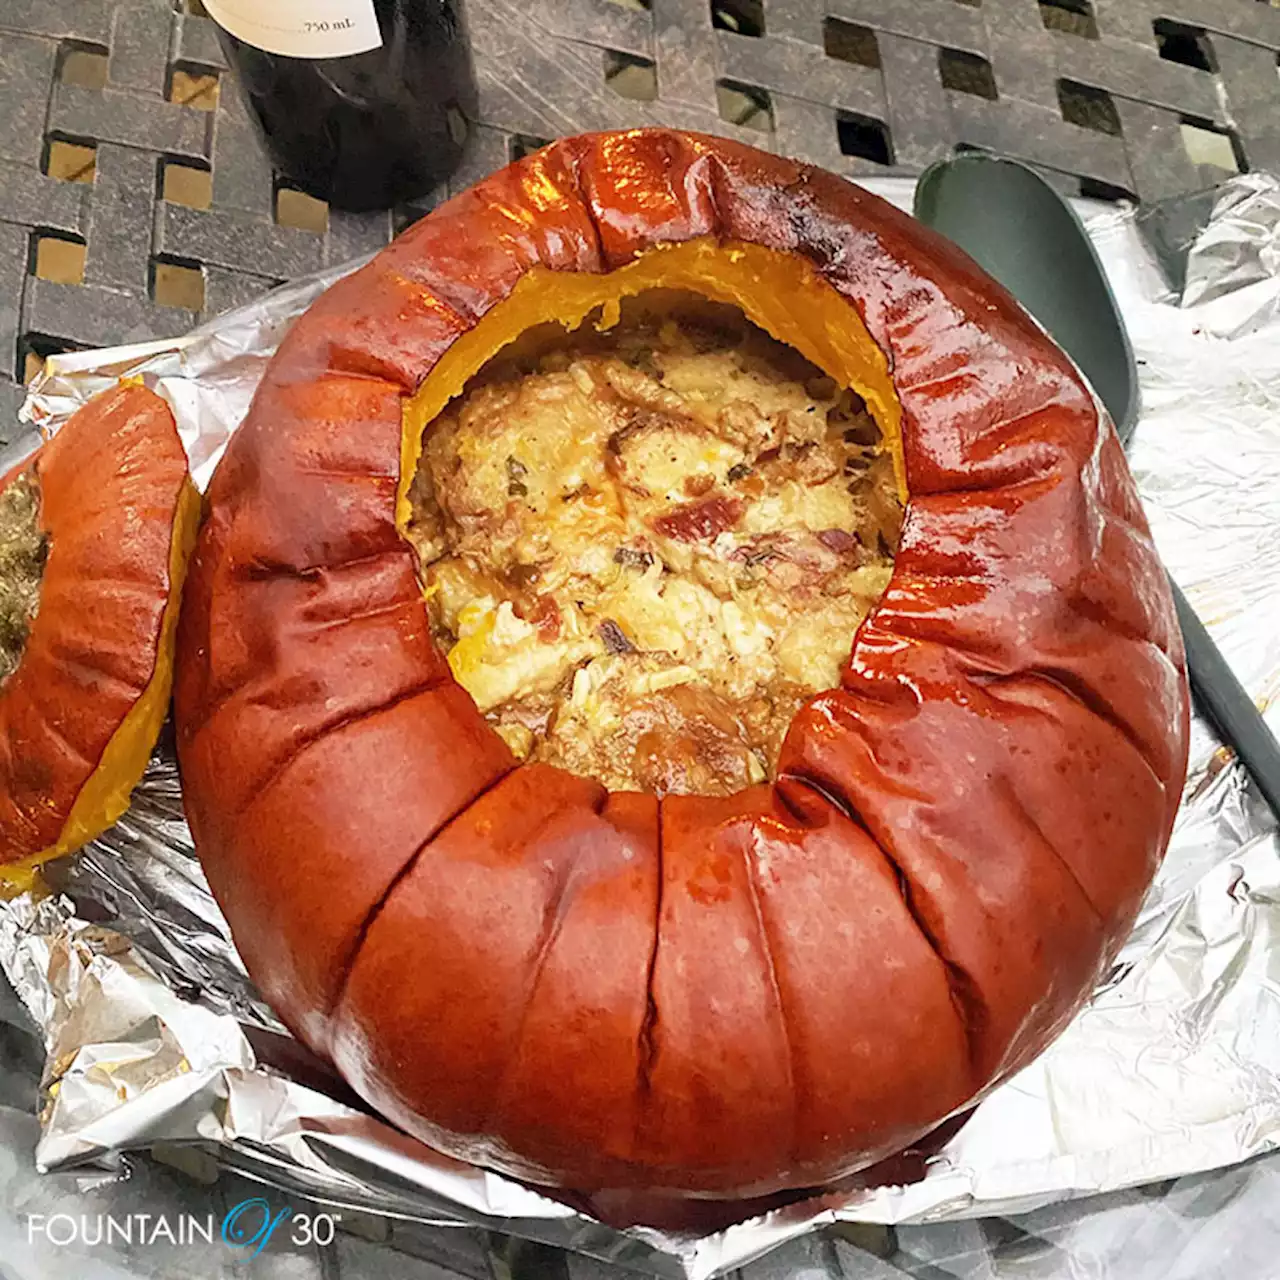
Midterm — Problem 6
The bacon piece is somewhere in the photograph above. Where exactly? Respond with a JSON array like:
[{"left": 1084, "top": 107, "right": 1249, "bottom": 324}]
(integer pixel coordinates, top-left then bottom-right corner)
[
  {"left": 650, "top": 495, "right": 744, "bottom": 542},
  {"left": 816, "top": 528, "right": 862, "bottom": 558}
]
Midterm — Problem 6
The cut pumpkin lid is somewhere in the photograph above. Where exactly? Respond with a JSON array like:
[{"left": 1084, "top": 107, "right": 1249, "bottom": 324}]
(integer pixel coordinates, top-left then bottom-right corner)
[{"left": 0, "top": 383, "right": 198, "bottom": 893}]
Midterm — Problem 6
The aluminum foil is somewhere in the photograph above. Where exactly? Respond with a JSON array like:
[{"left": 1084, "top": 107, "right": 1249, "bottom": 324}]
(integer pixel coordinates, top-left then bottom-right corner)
[{"left": 3, "top": 174, "right": 1280, "bottom": 1280}]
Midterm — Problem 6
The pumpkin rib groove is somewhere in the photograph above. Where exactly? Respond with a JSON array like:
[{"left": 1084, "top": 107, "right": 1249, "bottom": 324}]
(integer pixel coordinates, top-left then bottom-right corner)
[
  {"left": 776, "top": 770, "right": 872, "bottom": 836},
  {"left": 320, "top": 284, "right": 470, "bottom": 390},
  {"left": 859, "top": 610, "right": 1172, "bottom": 785},
  {"left": 771, "top": 776, "right": 818, "bottom": 828},
  {"left": 1065, "top": 577, "right": 1166, "bottom": 650},
  {"left": 327, "top": 760, "right": 521, "bottom": 1028},
  {"left": 482, "top": 806, "right": 592, "bottom": 1139},
  {"left": 304, "top": 366, "right": 406, "bottom": 400},
  {"left": 564, "top": 140, "right": 608, "bottom": 267},
  {"left": 897, "top": 453, "right": 1069, "bottom": 503},
  {"left": 303, "top": 597, "right": 423, "bottom": 635},
  {"left": 988, "top": 771, "right": 1108, "bottom": 926},
  {"left": 37, "top": 623, "right": 155, "bottom": 698},
  {"left": 960, "top": 405, "right": 1081, "bottom": 463},
  {"left": 383, "top": 258, "right": 495, "bottom": 333},
  {"left": 239, "top": 544, "right": 409, "bottom": 586},
  {"left": 788, "top": 709, "right": 937, "bottom": 808},
  {"left": 576, "top": 133, "right": 723, "bottom": 269},
  {"left": 976, "top": 664, "right": 1166, "bottom": 789},
  {"left": 881, "top": 850, "right": 987, "bottom": 1085},
  {"left": 174, "top": 549, "right": 436, "bottom": 766},
  {"left": 739, "top": 829, "right": 799, "bottom": 1166},
  {"left": 634, "top": 794, "right": 664, "bottom": 1124},
  {"left": 777, "top": 771, "right": 984, "bottom": 1083},
  {"left": 36, "top": 572, "right": 173, "bottom": 624},
  {"left": 26, "top": 644, "right": 145, "bottom": 710},
  {"left": 57, "top": 493, "right": 178, "bottom": 536},
  {"left": 227, "top": 671, "right": 453, "bottom": 825},
  {"left": 0, "top": 788, "right": 41, "bottom": 848},
  {"left": 23, "top": 684, "right": 93, "bottom": 769},
  {"left": 293, "top": 464, "right": 401, "bottom": 485}
]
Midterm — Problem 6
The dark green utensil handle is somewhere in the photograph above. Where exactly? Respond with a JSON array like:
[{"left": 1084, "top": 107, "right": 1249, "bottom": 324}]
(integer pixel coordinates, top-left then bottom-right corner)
[{"left": 1171, "top": 579, "right": 1280, "bottom": 817}]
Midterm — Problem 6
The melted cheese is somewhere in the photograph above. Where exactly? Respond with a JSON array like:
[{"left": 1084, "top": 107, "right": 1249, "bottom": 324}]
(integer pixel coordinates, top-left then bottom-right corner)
[{"left": 409, "top": 300, "right": 902, "bottom": 796}]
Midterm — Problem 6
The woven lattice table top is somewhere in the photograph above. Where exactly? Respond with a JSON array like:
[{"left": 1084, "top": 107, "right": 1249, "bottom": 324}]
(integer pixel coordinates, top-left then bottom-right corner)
[{"left": 2, "top": 0, "right": 1280, "bottom": 439}]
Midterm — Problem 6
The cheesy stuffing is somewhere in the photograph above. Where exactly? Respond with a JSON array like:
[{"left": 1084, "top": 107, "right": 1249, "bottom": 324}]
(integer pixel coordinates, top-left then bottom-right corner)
[{"left": 407, "top": 295, "right": 902, "bottom": 797}]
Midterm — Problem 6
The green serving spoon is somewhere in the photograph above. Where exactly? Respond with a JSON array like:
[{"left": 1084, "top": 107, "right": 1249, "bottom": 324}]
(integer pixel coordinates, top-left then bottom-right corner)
[{"left": 914, "top": 153, "right": 1280, "bottom": 820}]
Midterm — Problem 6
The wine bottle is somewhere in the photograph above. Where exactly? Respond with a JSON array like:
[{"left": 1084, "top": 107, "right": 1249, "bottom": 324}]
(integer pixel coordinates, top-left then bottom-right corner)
[{"left": 204, "top": 0, "right": 475, "bottom": 212}]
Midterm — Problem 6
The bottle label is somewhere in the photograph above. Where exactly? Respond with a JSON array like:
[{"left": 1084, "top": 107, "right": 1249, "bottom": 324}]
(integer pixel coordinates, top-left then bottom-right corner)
[{"left": 202, "top": 0, "right": 382, "bottom": 58}]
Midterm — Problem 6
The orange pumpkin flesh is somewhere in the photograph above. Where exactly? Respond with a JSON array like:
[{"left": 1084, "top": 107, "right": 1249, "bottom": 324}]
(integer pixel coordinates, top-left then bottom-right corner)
[
  {"left": 398, "top": 238, "right": 908, "bottom": 524},
  {"left": 174, "top": 130, "right": 1190, "bottom": 1216},
  {"left": 0, "top": 384, "right": 198, "bottom": 896}
]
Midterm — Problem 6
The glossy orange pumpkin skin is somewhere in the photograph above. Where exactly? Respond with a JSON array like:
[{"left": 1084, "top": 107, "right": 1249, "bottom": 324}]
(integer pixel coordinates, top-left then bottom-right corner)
[
  {"left": 0, "top": 383, "right": 196, "bottom": 879},
  {"left": 174, "top": 131, "right": 1189, "bottom": 1208}
]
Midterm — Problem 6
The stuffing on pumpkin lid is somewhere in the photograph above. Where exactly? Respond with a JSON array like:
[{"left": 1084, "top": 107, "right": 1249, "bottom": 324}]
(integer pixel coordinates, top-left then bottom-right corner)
[{"left": 0, "top": 471, "right": 48, "bottom": 686}]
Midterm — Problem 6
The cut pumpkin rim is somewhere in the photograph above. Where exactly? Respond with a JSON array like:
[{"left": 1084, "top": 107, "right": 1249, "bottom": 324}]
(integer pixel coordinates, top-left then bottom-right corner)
[{"left": 397, "top": 238, "right": 909, "bottom": 540}]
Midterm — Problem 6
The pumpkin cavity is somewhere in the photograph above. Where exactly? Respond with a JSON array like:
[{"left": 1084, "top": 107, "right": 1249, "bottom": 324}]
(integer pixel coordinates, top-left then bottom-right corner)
[{"left": 405, "top": 293, "right": 901, "bottom": 797}]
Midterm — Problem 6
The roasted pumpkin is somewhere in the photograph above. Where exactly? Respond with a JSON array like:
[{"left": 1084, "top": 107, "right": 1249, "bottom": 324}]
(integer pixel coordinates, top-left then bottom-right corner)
[
  {"left": 0, "top": 383, "right": 199, "bottom": 896},
  {"left": 174, "top": 130, "right": 1189, "bottom": 1215}
]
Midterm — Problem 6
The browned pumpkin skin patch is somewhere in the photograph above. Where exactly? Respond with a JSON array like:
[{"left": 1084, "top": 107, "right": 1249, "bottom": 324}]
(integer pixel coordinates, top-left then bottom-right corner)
[
  {"left": 173, "top": 130, "right": 1190, "bottom": 1213},
  {"left": 0, "top": 384, "right": 192, "bottom": 868}
]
